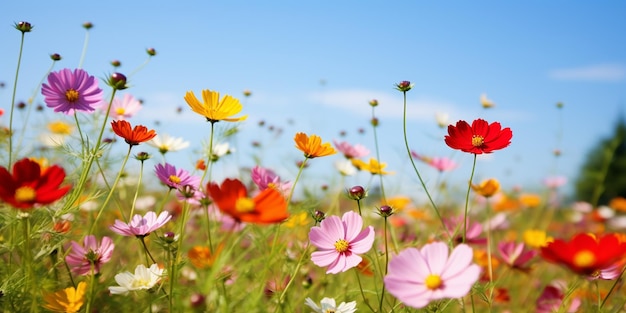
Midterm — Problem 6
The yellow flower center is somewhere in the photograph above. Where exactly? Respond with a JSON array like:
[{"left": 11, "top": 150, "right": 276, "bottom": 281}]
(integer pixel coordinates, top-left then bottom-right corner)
[
  {"left": 48, "top": 121, "right": 73, "bottom": 135},
  {"left": 15, "top": 186, "right": 36, "bottom": 203},
  {"left": 168, "top": 175, "right": 181, "bottom": 184},
  {"left": 115, "top": 107, "right": 126, "bottom": 115},
  {"left": 65, "top": 89, "right": 79, "bottom": 103},
  {"left": 472, "top": 135, "right": 484, "bottom": 147},
  {"left": 334, "top": 239, "right": 350, "bottom": 253},
  {"left": 235, "top": 197, "right": 255, "bottom": 212},
  {"left": 131, "top": 278, "right": 152, "bottom": 289},
  {"left": 324, "top": 310, "right": 336, "bottom": 313},
  {"left": 573, "top": 250, "right": 596, "bottom": 268},
  {"left": 425, "top": 274, "right": 443, "bottom": 290}
]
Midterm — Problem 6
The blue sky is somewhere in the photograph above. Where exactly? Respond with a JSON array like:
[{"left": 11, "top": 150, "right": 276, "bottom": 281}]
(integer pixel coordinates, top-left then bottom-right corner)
[{"left": 1, "top": 2, "right": 625, "bottom": 199}]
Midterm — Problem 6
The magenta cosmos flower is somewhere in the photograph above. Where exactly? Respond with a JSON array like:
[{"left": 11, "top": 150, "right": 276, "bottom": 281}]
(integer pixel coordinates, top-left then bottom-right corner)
[
  {"left": 65, "top": 235, "right": 115, "bottom": 276},
  {"left": 41, "top": 68, "right": 103, "bottom": 114},
  {"left": 384, "top": 242, "right": 481, "bottom": 309},
  {"left": 154, "top": 163, "right": 200, "bottom": 190},
  {"left": 497, "top": 241, "right": 537, "bottom": 271},
  {"left": 110, "top": 211, "right": 172, "bottom": 237},
  {"left": 309, "top": 211, "right": 374, "bottom": 274}
]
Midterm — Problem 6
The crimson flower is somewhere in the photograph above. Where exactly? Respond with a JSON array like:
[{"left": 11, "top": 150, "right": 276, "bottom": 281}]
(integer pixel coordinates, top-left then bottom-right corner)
[
  {"left": 111, "top": 120, "right": 156, "bottom": 146},
  {"left": 0, "top": 158, "right": 71, "bottom": 210},
  {"left": 540, "top": 233, "right": 626, "bottom": 276},
  {"left": 444, "top": 119, "right": 512, "bottom": 154}
]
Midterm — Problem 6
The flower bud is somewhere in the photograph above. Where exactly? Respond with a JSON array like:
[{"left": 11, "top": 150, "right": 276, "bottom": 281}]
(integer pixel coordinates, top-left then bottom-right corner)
[
  {"left": 189, "top": 293, "right": 206, "bottom": 308},
  {"left": 378, "top": 205, "right": 394, "bottom": 217},
  {"left": 370, "top": 117, "right": 379, "bottom": 127},
  {"left": 369, "top": 99, "right": 379, "bottom": 107},
  {"left": 15, "top": 21, "right": 33, "bottom": 33},
  {"left": 50, "top": 53, "right": 62, "bottom": 61},
  {"left": 312, "top": 210, "right": 326, "bottom": 223},
  {"left": 82, "top": 22, "right": 93, "bottom": 30},
  {"left": 108, "top": 72, "right": 128, "bottom": 90},
  {"left": 146, "top": 47, "right": 157, "bottom": 56},
  {"left": 243, "top": 89, "right": 252, "bottom": 97},
  {"left": 395, "top": 80, "right": 413, "bottom": 92},
  {"left": 348, "top": 186, "right": 366, "bottom": 200},
  {"left": 163, "top": 231, "right": 177, "bottom": 243},
  {"left": 556, "top": 102, "right": 563, "bottom": 109},
  {"left": 111, "top": 60, "right": 121, "bottom": 67},
  {"left": 16, "top": 102, "right": 26, "bottom": 110},
  {"left": 134, "top": 152, "right": 151, "bottom": 161}
]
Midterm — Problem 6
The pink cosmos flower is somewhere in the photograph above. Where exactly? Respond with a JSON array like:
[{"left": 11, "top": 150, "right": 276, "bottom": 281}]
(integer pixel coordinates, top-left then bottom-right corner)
[
  {"left": 110, "top": 211, "right": 172, "bottom": 237},
  {"left": 384, "top": 242, "right": 481, "bottom": 309},
  {"left": 309, "top": 211, "right": 375, "bottom": 274},
  {"left": 497, "top": 241, "right": 537, "bottom": 271},
  {"left": 536, "top": 281, "right": 581, "bottom": 313},
  {"left": 154, "top": 163, "right": 200, "bottom": 190},
  {"left": 65, "top": 235, "right": 115, "bottom": 276},
  {"left": 543, "top": 176, "right": 567, "bottom": 189},
  {"left": 444, "top": 216, "right": 486, "bottom": 244},
  {"left": 109, "top": 94, "right": 142, "bottom": 120},
  {"left": 250, "top": 166, "right": 292, "bottom": 194},
  {"left": 411, "top": 151, "right": 457, "bottom": 172},
  {"left": 41, "top": 68, "right": 103, "bottom": 114},
  {"left": 333, "top": 141, "right": 370, "bottom": 159}
]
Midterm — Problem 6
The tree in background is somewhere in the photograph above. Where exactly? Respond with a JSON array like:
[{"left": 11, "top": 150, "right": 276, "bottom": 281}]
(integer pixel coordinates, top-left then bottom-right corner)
[{"left": 575, "top": 118, "right": 626, "bottom": 207}]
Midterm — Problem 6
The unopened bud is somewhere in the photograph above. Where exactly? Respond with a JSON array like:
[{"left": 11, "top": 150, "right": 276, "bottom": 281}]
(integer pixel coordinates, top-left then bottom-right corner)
[
  {"left": 395, "top": 80, "right": 413, "bottom": 92},
  {"left": 146, "top": 48, "right": 157, "bottom": 56},
  {"left": 50, "top": 53, "right": 62, "bottom": 61},
  {"left": 378, "top": 205, "right": 394, "bottom": 217},
  {"left": 111, "top": 60, "right": 121, "bottom": 67},
  {"left": 348, "top": 186, "right": 366, "bottom": 200},
  {"left": 369, "top": 99, "right": 378, "bottom": 107},
  {"left": 82, "top": 22, "right": 93, "bottom": 30},
  {"left": 15, "top": 21, "right": 33, "bottom": 33},
  {"left": 108, "top": 72, "right": 128, "bottom": 90}
]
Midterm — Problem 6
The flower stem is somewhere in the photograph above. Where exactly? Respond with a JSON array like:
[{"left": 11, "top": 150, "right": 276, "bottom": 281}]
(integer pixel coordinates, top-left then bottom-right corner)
[
  {"left": 8, "top": 31, "right": 26, "bottom": 168},
  {"left": 89, "top": 145, "right": 132, "bottom": 234},
  {"left": 401, "top": 90, "right": 450, "bottom": 237},
  {"left": 354, "top": 268, "right": 376, "bottom": 312},
  {"left": 85, "top": 265, "right": 96, "bottom": 313},
  {"left": 370, "top": 106, "right": 386, "bottom": 202},
  {"left": 600, "top": 263, "right": 626, "bottom": 309},
  {"left": 78, "top": 28, "right": 90, "bottom": 69},
  {"left": 139, "top": 236, "right": 157, "bottom": 264},
  {"left": 379, "top": 216, "right": 390, "bottom": 312},
  {"left": 21, "top": 216, "right": 39, "bottom": 313},
  {"left": 462, "top": 155, "right": 478, "bottom": 243}
]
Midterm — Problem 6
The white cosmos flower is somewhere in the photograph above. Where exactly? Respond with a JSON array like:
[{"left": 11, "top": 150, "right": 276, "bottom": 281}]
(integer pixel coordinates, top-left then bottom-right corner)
[
  {"left": 435, "top": 112, "right": 449, "bottom": 128},
  {"left": 335, "top": 159, "right": 356, "bottom": 176},
  {"left": 304, "top": 297, "right": 357, "bottom": 313},
  {"left": 147, "top": 134, "right": 190, "bottom": 154},
  {"left": 109, "top": 264, "right": 165, "bottom": 295}
]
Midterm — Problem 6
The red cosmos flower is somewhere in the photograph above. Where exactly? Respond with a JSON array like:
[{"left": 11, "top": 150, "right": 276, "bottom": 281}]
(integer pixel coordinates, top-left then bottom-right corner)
[
  {"left": 207, "top": 178, "right": 289, "bottom": 224},
  {"left": 0, "top": 158, "right": 71, "bottom": 210},
  {"left": 445, "top": 119, "right": 512, "bottom": 154},
  {"left": 540, "top": 233, "right": 626, "bottom": 276},
  {"left": 111, "top": 120, "right": 156, "bottom": 146}
]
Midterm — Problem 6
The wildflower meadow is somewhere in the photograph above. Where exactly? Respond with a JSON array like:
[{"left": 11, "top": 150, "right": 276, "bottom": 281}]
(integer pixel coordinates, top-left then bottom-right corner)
[{"left": 3, "top": 20, "right": 626, "bottom": 313}]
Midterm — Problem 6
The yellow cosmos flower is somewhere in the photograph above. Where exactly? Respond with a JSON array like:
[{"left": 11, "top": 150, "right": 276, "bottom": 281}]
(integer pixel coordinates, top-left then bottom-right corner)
[
  {"left": 351, "top": 158, "right": 393, "bottom": 175},
  {"left": 386, "top": 196, "right": 412, "bottom": 211},
  {"left": 480, "top": 93, "right": 495, "bottom": 109},
  {"left": 48, "top": 120, "right": 73, "bottom": 135},
  {"left": 284, "top": 211, "right": 309, "bottom": 228},
  {"left": 523, "top": 229, "right": 553, "bottom": 248},
  {"left": 472, "top": 178, "right": 500, "bottom": 198},
  {"left": 519, "top": 193, "right": 541, "bottom": 208},
  {"left": 43, "top": 281, "right": 87, "bottom": 313},
  {"left": 184, "top": 89, "right": 248, "bottom": 123},
  {"left": 294, "top": 132, "right": 337, "bottom": 159}
]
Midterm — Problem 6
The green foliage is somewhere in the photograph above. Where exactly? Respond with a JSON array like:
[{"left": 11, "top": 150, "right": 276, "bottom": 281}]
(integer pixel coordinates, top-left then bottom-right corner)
[{"left": 575, "top": 118, "right": 626, "bottom": 206}]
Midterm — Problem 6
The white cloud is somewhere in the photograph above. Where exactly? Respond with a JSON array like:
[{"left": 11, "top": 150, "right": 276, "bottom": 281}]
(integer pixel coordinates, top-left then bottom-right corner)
[
  {"left": 548, "top": 64, "right": 626, "bottom": 82},
  {"left": 307, "top": 89, "right": 460, "bottom": 121}
]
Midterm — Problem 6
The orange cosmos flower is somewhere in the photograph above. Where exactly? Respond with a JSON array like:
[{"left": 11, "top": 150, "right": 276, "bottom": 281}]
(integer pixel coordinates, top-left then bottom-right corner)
[
  {"left": 111, "top": 120, "right": 156, "bottom": 146},
  {"left": 540, "top": 233, "right": 626, "bottom": 276},
  {"left": 188, "top": 245, "right": 223, "bottom": 269},
  {"left": 472, "top": 178, "right": 500, "bottom": 198},
  {"left": 207, "top": 178, "right": 288, "bottom": 224},
  {"left": 184, "top": 89, "right": 247, "bottom": 123},
  {"left": 294, "top": 132, "right": 337, "bottom": 159}
]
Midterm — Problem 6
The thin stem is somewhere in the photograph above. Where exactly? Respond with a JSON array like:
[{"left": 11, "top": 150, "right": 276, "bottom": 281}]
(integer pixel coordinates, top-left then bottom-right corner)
[
  {"left": 128, "top": 160, "right": 146, "bottom": 219},
  {"left": 379, "top": 216, "right": 390, "bottom": 312},
  {"left": 22, "top": 216, "right": 38, "bottom": 313},
  {"left": 85, "top": 265, "right": 96, "bottom": 313},
  {"left": 8, "top": 32, "right": 26, "bottom": 167},
  {"left": 371, "top": 107, "right": 386, "bottom": 202},
  {"left": 401, "top": 90, "right": 449, "bottom": 237},
  {"left": 462, "top": 155, "right": 478, "bottom": 243},
  {"left": 88, "top": 145, "right": 132, "bottom": 234},
  {"left": 170, "top": 201, "right": 191, "bottom": 311},
  {"left": 354, "top": 268, "right": 376, "bottom": 312},
  {"left": 485, "top": 200, "right": 494, "bottom": 309},
  {"left": 139, "top": 236, "right": 157, "bottom": 264},
  {"left": 276, "top": 241, "right": 310, "bottom": 308},
  {"left": 78, "top": 29, "right": 90, "bottom": 69},
  {"left": 600, "top": 263, "right": 626, "bottom": 309}
]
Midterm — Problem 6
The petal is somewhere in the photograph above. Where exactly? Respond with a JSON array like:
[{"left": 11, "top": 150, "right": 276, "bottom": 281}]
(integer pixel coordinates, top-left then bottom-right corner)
[
  {"left": 342, "top": 211, "right": 364, "bottom": 241},
  {"left": 441, "top": 244, "right": 474, "bottom": 279},
  {"left": 311, "top": 250, "right": 339, "bottom": 267},
  {"left": 349, "top": 226, "right": 375, "bottom": 254},
  {"left": 422, "top": 242, "right": 449, "bottom": 275}
]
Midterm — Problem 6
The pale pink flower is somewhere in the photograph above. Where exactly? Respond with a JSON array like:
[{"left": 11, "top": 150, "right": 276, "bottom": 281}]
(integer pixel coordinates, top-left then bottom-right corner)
[
  {"left": 65, "top": 235, "right": 115, "bottom": 276},
  {"left": 309, "top": 211, "right": 374, "bottom": 274},
  {"left": 109, "top": 94, "right": 142, "bottom": 120},
  {"left": 333, "top": 141, "right": 370, "bottom": 159},
  {"left": 543, "top": 176, "right": 567, "bottom": 189},
  {"left": 410, "top": 151, "right": 457, "bottom": 172},
  {"left": 536, "top": 281, "right": 581, "bottom": 313},
  {"left": 497, "top": 241, "right": 537, "bottom": 271},
  {"left": 384, "top": 242, "right": 481, "bottom": 309},
  {"left": 444, "top": 216, "right": 486, "bottom": 244},
  {"left": 110, "top": 211, "right": 172, "bottom": 237},
  {"left": 250, "top": 165, "right": 292, "bottom": 194}
]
